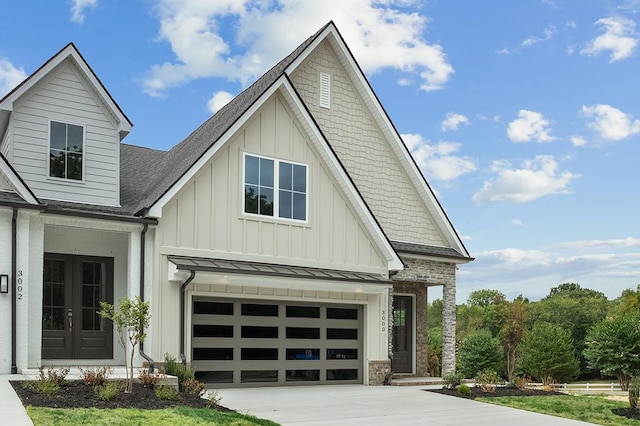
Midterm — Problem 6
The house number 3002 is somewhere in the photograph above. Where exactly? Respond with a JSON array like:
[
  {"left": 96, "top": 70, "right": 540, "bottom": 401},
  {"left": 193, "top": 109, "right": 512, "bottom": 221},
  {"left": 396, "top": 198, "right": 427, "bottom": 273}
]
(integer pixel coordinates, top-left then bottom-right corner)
[
  {"left": 381, "top": 310, "right": 386, "bottom": 331},
  {"left": 17, "top": 270, "right": 23, "bottom": 300}
]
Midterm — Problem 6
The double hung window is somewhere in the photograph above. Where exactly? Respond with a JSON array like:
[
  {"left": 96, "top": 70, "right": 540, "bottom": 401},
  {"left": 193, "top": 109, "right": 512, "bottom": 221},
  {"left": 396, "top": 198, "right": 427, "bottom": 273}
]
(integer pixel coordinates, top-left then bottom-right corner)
[
  {"left": 244, "top": 154, "right": 307, "bottom": 221},
  {"left": 49, "top": 121, "right": 84, "bottom": 180}
]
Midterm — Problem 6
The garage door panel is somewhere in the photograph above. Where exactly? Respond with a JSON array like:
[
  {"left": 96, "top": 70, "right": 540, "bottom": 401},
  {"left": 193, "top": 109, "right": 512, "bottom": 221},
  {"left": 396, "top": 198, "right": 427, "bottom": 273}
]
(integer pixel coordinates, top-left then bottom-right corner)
[{"left": 192, "top": 297, "right": 363, "bottom": 386}]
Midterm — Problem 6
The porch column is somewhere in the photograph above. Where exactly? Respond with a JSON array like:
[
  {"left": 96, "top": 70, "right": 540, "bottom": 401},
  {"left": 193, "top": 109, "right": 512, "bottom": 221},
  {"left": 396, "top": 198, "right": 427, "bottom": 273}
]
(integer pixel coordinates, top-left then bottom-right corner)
[{"left": 441, "top": 280, "right": 456, "bottom": 375}]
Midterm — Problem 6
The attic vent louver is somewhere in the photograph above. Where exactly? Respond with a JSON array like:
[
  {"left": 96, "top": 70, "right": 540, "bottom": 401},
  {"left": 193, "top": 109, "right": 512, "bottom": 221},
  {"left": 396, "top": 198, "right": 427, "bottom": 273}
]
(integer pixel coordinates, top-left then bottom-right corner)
[{"left": 319, "top": 71, "right": 331, "bottom": 109}]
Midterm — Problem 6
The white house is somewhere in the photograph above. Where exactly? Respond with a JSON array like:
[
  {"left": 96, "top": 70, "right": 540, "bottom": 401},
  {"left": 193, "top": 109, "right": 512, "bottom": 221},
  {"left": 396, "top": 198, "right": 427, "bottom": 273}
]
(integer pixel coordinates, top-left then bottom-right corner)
[{"left": 0, "top": 22, "right": 471, "bottom": 386}]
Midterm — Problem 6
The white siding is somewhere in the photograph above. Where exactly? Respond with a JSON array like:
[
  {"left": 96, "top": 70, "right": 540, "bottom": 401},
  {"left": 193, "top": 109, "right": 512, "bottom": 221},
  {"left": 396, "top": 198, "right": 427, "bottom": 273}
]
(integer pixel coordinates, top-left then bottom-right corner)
[
  {"left": 0, "top": 209, "right": 12, "bottom": 373},
  {"left": 9, "top": 59, "right": 120, "bottom": 206},
  {"left": 1, "top": 128, "right": 10, "bottom": 159},
  {"left": 157, "top": 94, "right": 387, "bottom": 274},
  {"left": 290, "top": 41, "right": 448, "bottom": 247},
  {"left": 0, "top": 173, "right": 13, "bottom": 192}
]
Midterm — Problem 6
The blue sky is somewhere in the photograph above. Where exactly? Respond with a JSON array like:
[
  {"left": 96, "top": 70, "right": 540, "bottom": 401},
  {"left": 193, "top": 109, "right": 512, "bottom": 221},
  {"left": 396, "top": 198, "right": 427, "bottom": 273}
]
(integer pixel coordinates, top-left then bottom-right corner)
[{"left": 1, "top": 0, "right": 639, "bottom": 303}]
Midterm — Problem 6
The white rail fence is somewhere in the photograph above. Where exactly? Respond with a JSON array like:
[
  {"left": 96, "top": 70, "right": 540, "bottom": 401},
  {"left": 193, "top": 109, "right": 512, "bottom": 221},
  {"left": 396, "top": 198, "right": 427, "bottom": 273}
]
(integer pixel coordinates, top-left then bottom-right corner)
[{"left": 528, "top": 382, "right": 624, "bottom": 394}]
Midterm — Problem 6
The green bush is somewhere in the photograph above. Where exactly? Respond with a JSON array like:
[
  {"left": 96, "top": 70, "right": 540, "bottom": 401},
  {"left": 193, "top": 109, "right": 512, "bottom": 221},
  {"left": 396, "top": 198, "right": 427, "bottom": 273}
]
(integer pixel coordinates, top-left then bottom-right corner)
[
  {"left": 457, "top": 383, "right": 471, "bottom": 397},
  {"left": 164, "top": 353, "right": 196, "bottom": 391},
  {"left": 442, "top": 371, "right": 464, "bottom": 390},
  {"left": 629, "top": 376, "right": 640, "bottom": 409},
  {"left": 95, "top": 381, "right": 122, "bottom": 401},
  {"left": 23, "top": 366, "right": 70, "bottom": 395},
  {"left": 457, "top": 329, "right": 503, "bottom": 378},
  {"left": 205, "top": 390, "right": 222, "bottom": 408},
  {"left": 155, "top": 385, "right": 179, "bottom": 401},
  {"left": 475, "top": 368, "right": 500, "bottom": 393}
]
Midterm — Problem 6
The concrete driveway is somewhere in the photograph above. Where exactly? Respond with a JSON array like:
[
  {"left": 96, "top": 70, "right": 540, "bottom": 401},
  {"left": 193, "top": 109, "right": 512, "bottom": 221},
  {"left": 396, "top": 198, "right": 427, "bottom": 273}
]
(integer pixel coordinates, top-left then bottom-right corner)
[{"left": 215, "top": 385, "right": 595, "bottom": 425}]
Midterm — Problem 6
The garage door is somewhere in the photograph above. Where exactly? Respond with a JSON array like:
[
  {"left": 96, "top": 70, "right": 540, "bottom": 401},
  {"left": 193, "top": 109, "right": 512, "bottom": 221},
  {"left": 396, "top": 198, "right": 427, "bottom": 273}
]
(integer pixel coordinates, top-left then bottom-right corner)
[{"left": 191, "top": 297, "right": 362, "bottom": 386}]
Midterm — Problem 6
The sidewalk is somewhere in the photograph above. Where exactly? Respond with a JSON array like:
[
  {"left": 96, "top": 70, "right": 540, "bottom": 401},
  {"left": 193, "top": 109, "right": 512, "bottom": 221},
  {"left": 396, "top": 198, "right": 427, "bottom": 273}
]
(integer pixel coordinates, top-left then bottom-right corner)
[{"left": 0, "top": 375, "right": 34, "bottom": 426}]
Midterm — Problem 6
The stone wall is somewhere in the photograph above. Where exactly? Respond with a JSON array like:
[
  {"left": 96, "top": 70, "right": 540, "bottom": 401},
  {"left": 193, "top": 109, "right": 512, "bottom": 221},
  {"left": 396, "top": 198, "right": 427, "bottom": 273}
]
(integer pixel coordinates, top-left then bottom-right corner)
[
  {"left": 368, "top": 359, "right": 392, "bottom": 385},
  {"left": 392, "top": 256, "right": 457, "bottom": 376}
]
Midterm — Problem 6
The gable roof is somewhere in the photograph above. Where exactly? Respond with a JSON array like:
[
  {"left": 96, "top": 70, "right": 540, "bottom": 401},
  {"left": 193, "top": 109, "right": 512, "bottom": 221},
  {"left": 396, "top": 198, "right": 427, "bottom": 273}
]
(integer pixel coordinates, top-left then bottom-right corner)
[
  {"left": 0, "top": 42, "right": 132, "bottom": 141},
  {"left": 0, "top": 153, "right": 39, "bottom": 205}
]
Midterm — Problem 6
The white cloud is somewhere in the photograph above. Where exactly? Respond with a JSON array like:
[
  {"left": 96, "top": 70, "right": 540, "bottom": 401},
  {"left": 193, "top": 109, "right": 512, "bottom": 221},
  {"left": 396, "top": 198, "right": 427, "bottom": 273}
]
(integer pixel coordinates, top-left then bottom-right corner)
[
  {"left": 570, "top": 135, "right": 587, "bottom": 146},
  {"left": 0, "top": 59, "right": 27, "bottom": 97},
  {"left": 206, "top": 90, "right": 234, "bottom": 114},
  {"left": 581, "top": 16, "right": 638, "bottom": 62},
  {"left": 70, "top": 0, "right": 98, "bottom": 24},
  {"left": 402, "top": 133, "right": 476, "bottom": 181},
  {"left": 511, "top": 219, "right": 523, "bottom": 226},
  {"left": 143, "top": 0, "right": 453, "bottom": 97},
  {"left": 506, "top": 110, "right": 555, "bottom": 143},
  {"left": 522, "top": 26, "right": 557, "bottom": 47},
  {"left": 471, "top": 155, "right": 579, "bottom": 204},
  {"left": 559, "top": 237, "right": 640, "bottom": 249},
  {"left": 581, "top": 104, "right": 640, "bottom": 140},
  {"left": 440, "top": 112, "right": 469, "bottom": 132}
]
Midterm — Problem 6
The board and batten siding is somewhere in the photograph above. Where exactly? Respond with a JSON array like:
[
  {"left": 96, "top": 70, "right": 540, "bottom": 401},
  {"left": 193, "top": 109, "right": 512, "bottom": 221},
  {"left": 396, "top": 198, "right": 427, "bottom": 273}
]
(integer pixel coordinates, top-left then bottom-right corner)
[
  {"left": 9, "top": 59, "right": 120, "bottom": 206},
  {"left": 290, "top": 40, "right": 447, "bottom": 247},
  {"left": 159, "top": 94, "right": 387, "bottom": 273}
]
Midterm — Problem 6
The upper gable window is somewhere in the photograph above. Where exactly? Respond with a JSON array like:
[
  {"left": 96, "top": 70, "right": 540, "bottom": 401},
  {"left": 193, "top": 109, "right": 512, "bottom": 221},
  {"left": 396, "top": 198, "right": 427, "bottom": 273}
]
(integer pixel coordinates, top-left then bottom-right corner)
[
  {"left": 49, "top": 121, "right": 84, "bottom": 181},
  {"left": 244, "top": 154, "right": 307, "bottom": 221}
]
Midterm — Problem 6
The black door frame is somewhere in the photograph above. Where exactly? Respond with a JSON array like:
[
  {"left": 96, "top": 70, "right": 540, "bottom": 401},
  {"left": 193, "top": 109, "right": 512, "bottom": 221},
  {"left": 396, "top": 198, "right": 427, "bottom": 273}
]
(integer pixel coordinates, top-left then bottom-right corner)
[
  {"left": 42, "top": 253, "right": 114, "bottom": 359},
  {"left": 391, "top": 294, "right": 414, "bottom": 374}
]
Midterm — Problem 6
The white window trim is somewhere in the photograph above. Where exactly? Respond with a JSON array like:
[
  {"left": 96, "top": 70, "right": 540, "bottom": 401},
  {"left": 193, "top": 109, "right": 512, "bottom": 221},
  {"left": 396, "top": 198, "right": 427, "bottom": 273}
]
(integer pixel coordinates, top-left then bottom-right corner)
[
  {"left": 47, "top": 119, "right": 86, "bottom": 184},
  {"left": 242, "top": 152, "right": 309, "bottom": 224}
]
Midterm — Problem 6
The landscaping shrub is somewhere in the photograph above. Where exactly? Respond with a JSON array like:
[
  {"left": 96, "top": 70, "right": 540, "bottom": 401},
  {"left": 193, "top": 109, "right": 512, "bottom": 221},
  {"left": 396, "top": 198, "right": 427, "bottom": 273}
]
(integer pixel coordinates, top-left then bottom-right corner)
[
  {"left": 456, "top": 329, "right": 503, "bottom": 378},
  {"left": 475, "top": 368, "right": 500, "bottom": 393},
  {"left": 457, "top": 384, "right": 471, "bottom": 397},
  {"left": 510, "top": 375, "right": 529, "bottom": 390},
  {"left": 164, "top": 353, "right": 196, "bottom": 391},
  {"left": 94, "top": 381, "right": 122, "bottom": 401},
  {"left": 23, "top": 366, "right": 70, "bottom": 395},
  {"left": 182, "top": 377, "right": 206, "bottom": 395},
  {"left": 155, "top": 384, "right": 179, "bottom": 401},
  {"left": 138, "top": 369, "right": 164, "bottom": 388},
  {"left": 205, "top": 390, "right": 222, "bottom": 408},
  {"left": 442, "top": 371, "right": 464, "bottom": 390},
  {"left": 79, "top": 366, "right": 112, "bottom": 387}
]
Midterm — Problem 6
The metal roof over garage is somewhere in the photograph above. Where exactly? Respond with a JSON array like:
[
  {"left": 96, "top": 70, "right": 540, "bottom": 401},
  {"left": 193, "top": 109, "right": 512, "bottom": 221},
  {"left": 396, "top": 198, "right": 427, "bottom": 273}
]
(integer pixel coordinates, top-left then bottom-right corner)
[{"left": 168, "top": 256, "right": 391, "bottom": 284}]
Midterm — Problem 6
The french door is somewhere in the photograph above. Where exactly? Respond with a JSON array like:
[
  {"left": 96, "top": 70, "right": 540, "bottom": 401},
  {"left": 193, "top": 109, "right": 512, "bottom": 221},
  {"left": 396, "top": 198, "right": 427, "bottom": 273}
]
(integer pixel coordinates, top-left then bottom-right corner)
[{"left": 41, "top": 254, "right": 114, "bottom": 359}]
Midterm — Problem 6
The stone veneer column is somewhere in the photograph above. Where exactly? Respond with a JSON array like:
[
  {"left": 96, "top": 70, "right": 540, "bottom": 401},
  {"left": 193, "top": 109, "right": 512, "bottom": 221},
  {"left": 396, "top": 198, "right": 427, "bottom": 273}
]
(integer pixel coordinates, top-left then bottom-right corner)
[{"left": 441, "top": 280, "right": 456, "bottom": 375}]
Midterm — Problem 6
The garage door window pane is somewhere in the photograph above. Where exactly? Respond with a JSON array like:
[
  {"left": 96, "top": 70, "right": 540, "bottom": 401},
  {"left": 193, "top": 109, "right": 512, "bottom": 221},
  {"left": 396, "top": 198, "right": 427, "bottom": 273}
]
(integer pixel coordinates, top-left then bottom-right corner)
[
  {"left": 193, "top": 325, "right": 233, "bottom": 338},
  {"left": 286, "top": 348, "right": 320, "bottom": 360},
  {"left": 327, "top": 369, "right": 358, "bottom": 381},
  {"left": 286, "top": 327, "right": 320, "bottom": 339},
  {"left": 327, "top": 328, "right": 358, "bottom": 339},
  {"left": 193, "top": 347, "right": 233, "bottom": 360},
  {"left": 286, "top": 370, "right": 320, "bottom": 382},
  {"left": 327, "top": 349, "right": 358, "bottom": 360},
  {"left": 327, "top": 308, "right": 358, "bottom": 320},
  {"left": 241, "top": 303, "right": 278, "bottom": 316},
  {"left": 241, "top": 326, "right": 278, "bottom": 338},
  {"left": 241, "top": 348, "right": 278, "bottom": 360},
  {"left": 196, "top": 371, "right": 233, "bottom": 383},
  {"left": 286, "top": 306, "right": 320, "bottom": 318},
  {"left": 193, "top": 301, "right": 233, "bottom": 315},
  {"left": 241, "top": 370, "right": 278, "bottom": 383}
]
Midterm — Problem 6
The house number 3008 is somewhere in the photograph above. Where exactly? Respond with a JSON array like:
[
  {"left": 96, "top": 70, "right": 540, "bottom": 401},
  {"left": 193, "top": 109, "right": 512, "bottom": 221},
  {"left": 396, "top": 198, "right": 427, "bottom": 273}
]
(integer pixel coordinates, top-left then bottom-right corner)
[
  {"left": 381, "top": 310, "right": 386, "bottom": 331},
  {"left": 17, "top": 270, "right": 23, "bottom": 300}
]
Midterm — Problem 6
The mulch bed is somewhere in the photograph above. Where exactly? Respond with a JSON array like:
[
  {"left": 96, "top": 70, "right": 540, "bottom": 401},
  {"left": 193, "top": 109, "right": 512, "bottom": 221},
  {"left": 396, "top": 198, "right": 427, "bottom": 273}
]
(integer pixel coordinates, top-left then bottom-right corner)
[
  {"left": 611, "top": 407, "right": 640, "bottom": 420},
  {"left": 10, "top": 380, "right": 232, "bottom": 411},
  {"left": 427, "top": 386, "right": 567, "bottom": 400}
]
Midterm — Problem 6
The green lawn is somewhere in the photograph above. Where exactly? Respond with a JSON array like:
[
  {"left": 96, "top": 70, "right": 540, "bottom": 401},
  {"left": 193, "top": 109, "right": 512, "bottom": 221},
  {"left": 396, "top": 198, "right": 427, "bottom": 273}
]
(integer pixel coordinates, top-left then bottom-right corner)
[
  {"left": 477, "top": 394, "right": 636, "bottom": 426},
  {"left": 27, "top": 406, "right": 280, "bottom": 426}
]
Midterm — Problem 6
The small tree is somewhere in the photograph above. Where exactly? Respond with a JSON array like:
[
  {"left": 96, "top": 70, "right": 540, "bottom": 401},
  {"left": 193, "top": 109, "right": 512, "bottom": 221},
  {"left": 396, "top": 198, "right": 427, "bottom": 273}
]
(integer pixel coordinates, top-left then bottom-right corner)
[
  {"left": 99, "top": 296, "right": 151, "bottom": 393},
  {"left": 457, "top": 329, "right": 503, "bottom": 378},
  {"left": 517, "top": 322, "right": 579, "bottom": 386},
  {"left": 583, "top": 312, "right": 640, "bottom": 391}
]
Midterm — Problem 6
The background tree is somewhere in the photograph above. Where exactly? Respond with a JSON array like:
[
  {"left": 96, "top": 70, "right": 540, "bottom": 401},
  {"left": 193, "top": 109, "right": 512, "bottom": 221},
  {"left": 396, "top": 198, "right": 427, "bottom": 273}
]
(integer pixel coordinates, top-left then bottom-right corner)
[
  {"left": 529, "top": 283, "right": 609, "bottom": 373},
  {"left": 499, "top": 296, "right": 528, "bottom": 380},
  {"left": 467, "top": 289, "right": 506, "bottom": 307},
  {"left": 517, "top": 322, "right": 580, "bottom": 386},
  {"left": 583, "top": 312, "right": 640, "bottom": 391},
  {"left": 456, "top": 328, "right": 503, "bottom": 378},
  {"left": 427, "top": 298, "right": 443, "bottom": 329},
  {"left": 610, "top": 284, "right": 640, "bottom": 317},
  {"left": 99, "top": 296, "right": 151, "bottom": 393},
  {"left": 427, "top": 326, "right": 442, "bottom": 377}
]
